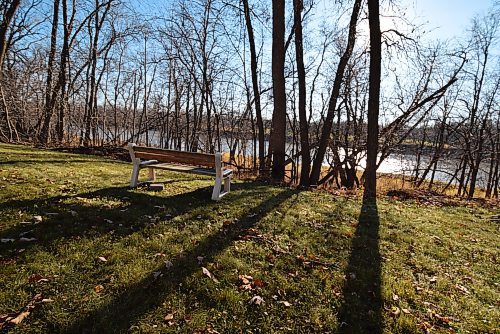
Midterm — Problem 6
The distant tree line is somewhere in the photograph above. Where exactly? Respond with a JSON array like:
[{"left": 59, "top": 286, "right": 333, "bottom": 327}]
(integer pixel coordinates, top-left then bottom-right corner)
[{"left": 0, "top": 0, "right": 498, "bottom": 199}]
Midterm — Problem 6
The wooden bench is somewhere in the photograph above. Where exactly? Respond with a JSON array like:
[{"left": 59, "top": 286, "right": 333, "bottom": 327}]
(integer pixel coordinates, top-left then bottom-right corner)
[{"left": 127, "top": 143, "right": 232, "bottom": 201}]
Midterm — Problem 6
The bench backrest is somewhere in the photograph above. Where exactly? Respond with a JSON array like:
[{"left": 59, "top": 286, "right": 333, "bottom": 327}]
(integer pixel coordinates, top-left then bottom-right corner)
[{"left": 128, "top": 144, "right": 217, "bottom": 168}]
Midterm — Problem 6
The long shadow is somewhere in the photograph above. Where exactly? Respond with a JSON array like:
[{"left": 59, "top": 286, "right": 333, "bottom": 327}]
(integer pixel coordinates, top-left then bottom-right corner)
[
  {"left": 0, "top": 185, "right": 216, "bottom": 256},
  {"left": 58, "top": 186, "right": 298, "bottom": 334},
  {"left": 0, "top": 159, "right": 125, "bottom": 166},
  {"left": 337, "top": 197, "right": 382, "bottom": 333}
]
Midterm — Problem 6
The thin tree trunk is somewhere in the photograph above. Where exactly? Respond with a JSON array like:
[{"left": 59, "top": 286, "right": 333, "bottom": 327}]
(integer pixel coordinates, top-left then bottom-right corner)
[
  {"left": 363, "top": 0, "right": 382, "bottom": 200},
  {"left": 0, "top": 0, "right": 20, "bottom": 142},
  {"left": 242, "top": 0, "right": 265, "bottom": 172},
  {"left": 56, "top": 0, "right": 71, "bottom": 143},
  {"left": 309, "top": 0, "right": 362, "bottom": 185},
  {"left": 40, "top": 0, "right": 60, "bottom": 145},
  {"left": 0, "top": 0, "right": 20, "bottom": 69},
  {"left": 293, "top": 0, "right": 310, "bottom": 187},
  {"left": 468, "top": 118, "right": 487, "bottom": 199}
]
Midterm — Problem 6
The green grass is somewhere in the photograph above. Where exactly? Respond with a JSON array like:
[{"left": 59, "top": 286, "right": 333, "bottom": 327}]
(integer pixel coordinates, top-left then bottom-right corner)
[{"left": 0, "top": 143, "right": 498, "bottom": 333}]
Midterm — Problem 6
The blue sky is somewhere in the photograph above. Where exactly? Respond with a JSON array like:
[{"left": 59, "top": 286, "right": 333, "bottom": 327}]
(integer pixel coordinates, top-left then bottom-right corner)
[
  {"left": 130, "top": 0, "right": 496, "bottom": 41},
  {"left": 405, "top": 0, "right": 494, "bottom": 39}
]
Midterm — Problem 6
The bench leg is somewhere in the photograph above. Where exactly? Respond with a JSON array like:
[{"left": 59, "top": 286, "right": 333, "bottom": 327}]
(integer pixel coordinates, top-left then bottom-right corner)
[
  {"left": 211, "top": 176, "right": 230, "bottom": 201},
  {"left": 212, "top": 177, "right": 222, "bottom": 201},
  {"left": 148, "top": 167, "right": 156, "bottom": 182},
  {"left": 130, "top": 160, "right": 140, "bottom": 188},
  {"left": 223, "top": 175, "right": 231, "bottom": 194}
]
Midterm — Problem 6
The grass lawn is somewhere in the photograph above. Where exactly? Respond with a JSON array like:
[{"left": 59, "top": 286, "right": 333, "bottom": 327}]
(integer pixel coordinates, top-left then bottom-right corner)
[{"left": 0, "top": 143, "right": 498, "bottom": 333}]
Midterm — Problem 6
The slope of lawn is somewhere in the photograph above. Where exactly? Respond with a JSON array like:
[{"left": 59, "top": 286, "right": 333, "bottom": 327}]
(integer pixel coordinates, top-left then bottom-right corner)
[{"left": 0, "top": 143, "right": 498, "bottom": 333}]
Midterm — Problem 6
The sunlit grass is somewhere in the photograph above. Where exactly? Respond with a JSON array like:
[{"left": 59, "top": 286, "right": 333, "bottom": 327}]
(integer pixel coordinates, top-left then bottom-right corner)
[{"left": 0, "top": 143, "right": 498, "bottom": 333}]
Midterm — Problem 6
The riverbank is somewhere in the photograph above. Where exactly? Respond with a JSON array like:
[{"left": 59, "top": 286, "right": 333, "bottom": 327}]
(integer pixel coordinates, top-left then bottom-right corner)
[{"left": 0, "top": 143, "right": 498, "bottom": 333}]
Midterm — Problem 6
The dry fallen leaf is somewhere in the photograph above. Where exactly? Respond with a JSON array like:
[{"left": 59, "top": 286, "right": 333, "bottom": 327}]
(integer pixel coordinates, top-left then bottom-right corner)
[
  {"left": 202, "top": 267, "right": 219, "bottom": 283},
  {"left": 97, "top": 256, "right": 107, "bottom": 262},
  {"left": 278, "top": 301, "right": 291, "bottom": 307},
  {"left": 164, "top": 313, "right": 174, "bottom": 321},
  {"left": 94, "top": 285, "right": 104, "bottom": 293},
  {"left": 253, "top": 278, "right": 265, "bottom": 288},
  {"left": 239, "top": 274, "right": 253, "bottom": 285},
  {"left": 392, "top": 294, "right": 399, "bottom": 301},
  {"left": 455, "top": 284, "right": 470, "bottom": 294},
  {"left": 390, "top": 306, "right": 401, "bottom": 317},
  {"left": 9, "top": 310, "right": 30, "bottom": 325},
  {"left": 248, "top": 295, "right": 264, "bottom": 305}
]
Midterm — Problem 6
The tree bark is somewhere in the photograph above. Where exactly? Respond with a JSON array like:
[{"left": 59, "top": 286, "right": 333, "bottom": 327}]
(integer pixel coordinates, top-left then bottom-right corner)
[
  {"left": 363, "top": 0, "right": 382, "bottom": 200},
  {"left": 0, "top": 0, "right": 20, "bottom": 70},
  {"left": 39, "top": 0, "right": 60, "bottom": 145},
  {"left": 294, "top": 0, "right": 310, "bottom": 187},
  {"left": 270, "top": 0, "right": 286, "bottom": 181}
]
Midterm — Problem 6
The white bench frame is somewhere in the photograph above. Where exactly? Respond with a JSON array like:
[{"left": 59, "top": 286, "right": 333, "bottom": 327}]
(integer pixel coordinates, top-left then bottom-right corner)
[{"left": 128, "top": 143, "right": 231, "bottom": 201}]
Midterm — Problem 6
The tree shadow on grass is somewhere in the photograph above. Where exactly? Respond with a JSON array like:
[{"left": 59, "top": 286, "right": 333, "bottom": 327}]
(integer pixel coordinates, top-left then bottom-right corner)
[
  {"left": 337, "top": 198, "right": 382, "bottom": 334},
  {"left": 0, "top": 159, "right": 125, "bottom": 166},
  {"left": 57, "top": 186, "right": 299, "bottom": 334},
  {"left": 0, "top": 184, "right": 216, "bottom": 256}
]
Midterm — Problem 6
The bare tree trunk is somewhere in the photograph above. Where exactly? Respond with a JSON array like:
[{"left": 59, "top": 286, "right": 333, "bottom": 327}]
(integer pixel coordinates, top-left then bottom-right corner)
[
  {"left": 486, "top": 118, "right": 499, "bottom": 198},
  {"left": 413, "top": 123, "right": 428, "bottom": 184},
  {"left": 0, "top": 0, "right": 20, "bottom": 141},
  {"left": 242, "top": 0, "right": 265, "bottom": 172},
  {"left": 56, "top": 0, "right": 71, "bottom": 143},
  {"left": 142, "top": 35, "right": 149, "bottom": 146},
  {"left": 293, "top": 0, "right": 310, "bottom": 187},
  {"left": 270, "top": 0, "right": 286, "bottom": 181},
  {"left": 309, "top": 0, "right": 362, "bottom": 185},
  {"left": 0, "top": 0, "right": 20, "bottom": 68},
  {"left": 363, "top": 0, "right": 381, "bottom": 200},
  {"left": 468, "top": 117, "right": 487, "bottom": 199},
  {"left": 417, "top": 114, "right": 448, "bottom": 188},
  {"left": 39, "top": 0, "right": 60, "bottom": 145}
]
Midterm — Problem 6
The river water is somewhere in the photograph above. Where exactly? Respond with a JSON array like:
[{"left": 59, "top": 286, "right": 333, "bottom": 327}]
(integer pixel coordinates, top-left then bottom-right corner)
[{"left": 104, "top": 128, "right": 492, "bottom": 189}]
